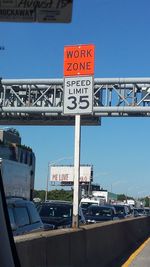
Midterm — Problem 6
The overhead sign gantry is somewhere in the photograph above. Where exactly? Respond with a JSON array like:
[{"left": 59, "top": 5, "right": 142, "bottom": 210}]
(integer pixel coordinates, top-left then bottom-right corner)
[{"left": 1, "top": 78, "right": 150, "bottom": 125}]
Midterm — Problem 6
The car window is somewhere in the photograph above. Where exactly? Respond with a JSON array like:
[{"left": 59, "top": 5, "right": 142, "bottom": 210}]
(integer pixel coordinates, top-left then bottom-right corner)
[
  {"left": 81, "top": 202, "right": 97, "bottom": 209},
  {"left": 114, "top": 206, "right": 125, "bottom": 214},
  {"left": 136, "top": 208, "right": 145, "bottom": 214},
  {"left": 39, "top": 205, "right": 53, "bottom": 216},
  {"left": 125, "top": 206, "right": 130, "bottom": 214},
  {"left": 99, "top": 208, "right": 112, "bottom": 216},
  {"left": 87, "top": 207, "right": 112, "bottom": 216},
  {"left": 39, "top": 205, "right": 72, "bottom": 218},
  {"left": 14, "top": 207, "right": 30, "bottom": 227},
  {"left": 27, "top": 203, "right": 41, "bottom": 223},
  {"left": 56, "top": 206, "right": 72, "bottom": 218}
]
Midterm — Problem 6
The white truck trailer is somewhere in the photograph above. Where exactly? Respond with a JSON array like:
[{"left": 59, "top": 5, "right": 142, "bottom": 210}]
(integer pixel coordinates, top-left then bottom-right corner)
[
  {"left": 80, "top": 196, "right": 106, "bottom": 210},
  {"left": 0, "top": 158, "right": 32, "bottom": 200}
]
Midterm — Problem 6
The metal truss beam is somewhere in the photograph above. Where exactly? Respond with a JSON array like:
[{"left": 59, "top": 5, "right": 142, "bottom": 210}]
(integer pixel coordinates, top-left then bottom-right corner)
[{"left": 0, "top": 78, "right": 150, "bottom": 125}]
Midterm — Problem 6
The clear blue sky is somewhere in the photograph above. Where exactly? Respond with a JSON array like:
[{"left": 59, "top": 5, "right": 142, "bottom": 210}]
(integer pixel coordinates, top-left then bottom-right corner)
[{"left": 0, "top": 0, "right": 150, "bottom": 198}]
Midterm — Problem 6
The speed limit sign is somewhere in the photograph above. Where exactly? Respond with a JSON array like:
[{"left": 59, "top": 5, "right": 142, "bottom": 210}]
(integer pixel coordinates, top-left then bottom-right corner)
[{"left": 63, "top": 76, "right": 93, "bottom": 115}]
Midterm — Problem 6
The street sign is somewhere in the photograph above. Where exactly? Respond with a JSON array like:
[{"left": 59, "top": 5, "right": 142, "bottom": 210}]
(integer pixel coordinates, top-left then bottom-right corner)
[
  {"left": 0, "top": 0, "right": 73, "bottom": 23},
  {"left": 63, "top": 76, "right": 93, "bottom": 115},
  {"left": 64, "top": 44, "right": 95, "bottom": 76},
  {"left": 63, "top": 43, "right": 95, "bottom": 228}
]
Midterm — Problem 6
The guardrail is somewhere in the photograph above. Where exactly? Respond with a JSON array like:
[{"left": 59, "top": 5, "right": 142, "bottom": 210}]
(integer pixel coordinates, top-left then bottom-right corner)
[{"left": 15, "top": 216, "right": 150, "bottom": 267}]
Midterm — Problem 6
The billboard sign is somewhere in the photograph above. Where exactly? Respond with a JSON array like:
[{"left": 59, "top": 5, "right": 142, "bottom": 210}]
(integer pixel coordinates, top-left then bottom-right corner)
[
  {"left": 50, "top": 165, "right": 92, "bottom": 183},
  {"left": 64, "top": 44, "right": 95, "bottom": 76},
  {"left": 0, "top": 0, "right": 73, "bottom": 23}
]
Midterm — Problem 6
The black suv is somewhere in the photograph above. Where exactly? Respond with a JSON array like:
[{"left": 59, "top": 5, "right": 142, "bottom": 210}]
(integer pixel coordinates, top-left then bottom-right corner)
[
  {"left": 84, "top": 205, "right": 118, "bottom": 223},
  {"left": 112, "top": 204, "right": 131, "bottom": 219},
  {"left": 7, "top": 197, "right": 53, "bottom": 236},
  {"left": 37, "top": 200, "right": 86, "bottom": 229}
]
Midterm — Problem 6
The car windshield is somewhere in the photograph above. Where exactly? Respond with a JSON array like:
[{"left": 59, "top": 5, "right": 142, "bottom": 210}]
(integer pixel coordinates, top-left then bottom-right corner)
[
  {"left": 87, "top": 207, "right": 112, "bottom": 216},
  {"left": 81, "top": 202, "right": 97, "bottom": 209},
  {"left": 134, "top": 208, "right": 145, "bottom": 214},
  {"left": 113, "top": 206, "right": 125, "bottom": 214},
  {"left": 39, "top": 205, "right": 72, "bottom": 218}
]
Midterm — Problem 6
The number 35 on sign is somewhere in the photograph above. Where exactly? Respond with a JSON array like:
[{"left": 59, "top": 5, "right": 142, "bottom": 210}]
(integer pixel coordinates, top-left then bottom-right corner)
[{"left": 63, "top": 76, "right": 93, "bottom": 115}]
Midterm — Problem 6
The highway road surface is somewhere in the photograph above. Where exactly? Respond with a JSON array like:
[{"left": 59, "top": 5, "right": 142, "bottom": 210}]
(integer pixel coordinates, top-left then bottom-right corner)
[{"left": 122, "top": 237, "right": 150, "bottom": 267}]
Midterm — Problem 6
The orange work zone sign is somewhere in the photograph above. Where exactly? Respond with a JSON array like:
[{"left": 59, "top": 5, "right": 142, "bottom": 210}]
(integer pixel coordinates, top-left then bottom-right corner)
[{"left": 64, "top": 44, "right": 95, "bottom": 76}]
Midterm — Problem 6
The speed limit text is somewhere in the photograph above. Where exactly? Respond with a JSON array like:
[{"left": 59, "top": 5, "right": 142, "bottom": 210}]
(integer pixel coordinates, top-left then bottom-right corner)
[
  {"left": 63, "top": 76, "right": 93, "bottom": 114},
  {"left": 66, "top": 79, "right": 91, "bottom": 94},
  {"left": 66, "top": 79, "right": 91, "bottom": 87}
]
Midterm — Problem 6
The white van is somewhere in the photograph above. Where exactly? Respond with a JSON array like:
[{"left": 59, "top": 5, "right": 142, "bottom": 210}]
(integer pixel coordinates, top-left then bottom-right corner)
[{"left": 80, "top": 197, "right": 105, "bottom": 214}]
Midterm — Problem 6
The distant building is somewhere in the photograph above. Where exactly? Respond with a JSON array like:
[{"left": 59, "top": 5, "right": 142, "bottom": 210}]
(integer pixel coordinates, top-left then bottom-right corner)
[
  {"left": 0, "top": 128, "right": 35, "bottom": 164},
  {"left": 0, "top": 128, "right": 21, "bottom": 145}
]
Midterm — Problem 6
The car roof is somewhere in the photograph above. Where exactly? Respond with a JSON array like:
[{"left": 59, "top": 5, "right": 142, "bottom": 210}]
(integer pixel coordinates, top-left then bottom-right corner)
[
  {"left": 6, "top": 197, "right": 31, "bottom": 205},
  {"left": 88, "top": 205, "right": 114, "bottom": 209},
  {"left": 113, "top": 204, "right": 125, "bottom": 207},
  {"left": 41, "top": 200, "right": 72, "bottom": 206}
]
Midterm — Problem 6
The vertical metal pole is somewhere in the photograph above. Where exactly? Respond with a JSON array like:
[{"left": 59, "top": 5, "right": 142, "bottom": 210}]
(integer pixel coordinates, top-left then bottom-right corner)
[
  {"left": 45, "top": 163, "right": 50, "bottom": 202},
  {"left": 72, "top": 115, "right": 81, "bottom": 228},
  {"left": 88, "top": 180, "right": 91, "bottom": 196}
]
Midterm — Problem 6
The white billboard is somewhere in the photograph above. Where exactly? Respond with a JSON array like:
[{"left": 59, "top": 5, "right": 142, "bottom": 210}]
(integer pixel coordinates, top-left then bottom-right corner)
[{"left": 50, "top": 165, "right": 92, "bottom": 183}]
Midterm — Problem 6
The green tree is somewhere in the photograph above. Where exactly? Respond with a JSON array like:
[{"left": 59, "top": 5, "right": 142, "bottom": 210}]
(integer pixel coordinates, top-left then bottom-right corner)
[
  {"left": 117, "top": 194, "right": 126, "bottom": 201},
  {"left": 33, "top": 190, "right": 45, "bottom": 201},
  {"left": 139, "top": 196, "right": 150, "bottom": 207},
  {"left": 33, "top": 189, "right": 73, "bottom": 202}
]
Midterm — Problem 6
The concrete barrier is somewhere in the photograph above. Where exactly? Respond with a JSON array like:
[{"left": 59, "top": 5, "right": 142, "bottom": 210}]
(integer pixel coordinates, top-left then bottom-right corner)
[{"left": 15, "top": 217, "right": 150, "bottom": 267}]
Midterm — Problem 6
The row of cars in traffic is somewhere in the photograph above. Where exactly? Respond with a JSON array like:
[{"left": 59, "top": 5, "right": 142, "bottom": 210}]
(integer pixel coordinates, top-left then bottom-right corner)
[
  {"left": 81, "top": 203, "right": 150, "bottom": 224},
  {"left": 6, "top": 196, "right": 150, "bottom": 236}
]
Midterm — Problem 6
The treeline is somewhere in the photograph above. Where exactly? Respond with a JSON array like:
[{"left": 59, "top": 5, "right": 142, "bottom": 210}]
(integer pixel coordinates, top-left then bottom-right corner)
[
  {"left": 33, "top": 190, "right": 149, "bottom": 207},
  {"left": 117, "top": 194, "right": 150, "bottom": 207},
  {"left": 33, "top": 189, "right": 73, "bottom": 202},
  {"left": 117, "top": 194, "right": 134, "bottom": 201}
]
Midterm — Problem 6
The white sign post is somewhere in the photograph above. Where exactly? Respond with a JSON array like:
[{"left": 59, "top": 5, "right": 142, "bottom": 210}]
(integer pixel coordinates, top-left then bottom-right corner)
[
  {"left": 72, "top": 114, "right": 81, "bottom": 228},
  {"left": 63, "top": 75, "right": 93, "bottom": 228}
]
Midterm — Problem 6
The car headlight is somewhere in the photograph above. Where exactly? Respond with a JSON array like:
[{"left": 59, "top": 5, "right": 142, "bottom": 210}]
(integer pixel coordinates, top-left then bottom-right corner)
[{"left": 87, "top": 219, "right": 96, "bottom": 224}]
